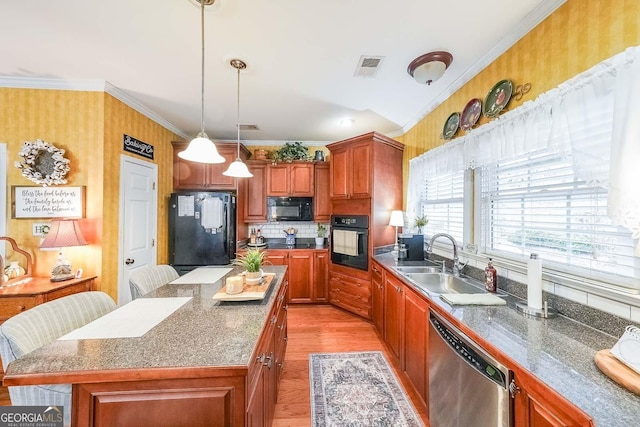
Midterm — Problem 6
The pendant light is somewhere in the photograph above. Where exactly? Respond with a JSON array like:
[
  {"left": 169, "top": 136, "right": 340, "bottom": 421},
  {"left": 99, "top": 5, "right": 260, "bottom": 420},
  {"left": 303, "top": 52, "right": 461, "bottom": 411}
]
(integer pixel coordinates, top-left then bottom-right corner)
[
  {"left": 178, "top": 0, "right": 225, "bottom": 164},
  {"left": 223, "top": 59, "right": 253, "bottom": 178}
]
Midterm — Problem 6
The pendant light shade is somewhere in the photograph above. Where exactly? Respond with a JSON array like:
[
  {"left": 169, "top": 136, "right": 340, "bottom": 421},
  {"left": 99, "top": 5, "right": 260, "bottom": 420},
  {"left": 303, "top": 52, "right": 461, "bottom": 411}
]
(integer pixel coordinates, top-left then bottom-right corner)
[
  {"left": 223, "top": 58, "right": 253, "bottom": 178},
  {"left": 178, "top": 0, "right": 225, "bottom": 164}
]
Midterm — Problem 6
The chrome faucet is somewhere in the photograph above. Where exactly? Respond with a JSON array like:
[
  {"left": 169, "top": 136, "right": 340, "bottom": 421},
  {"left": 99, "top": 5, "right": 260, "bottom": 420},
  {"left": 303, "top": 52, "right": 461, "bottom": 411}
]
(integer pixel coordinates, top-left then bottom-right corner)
[{"left": 428, "top": 233, "right": 464, "bottom": 276}]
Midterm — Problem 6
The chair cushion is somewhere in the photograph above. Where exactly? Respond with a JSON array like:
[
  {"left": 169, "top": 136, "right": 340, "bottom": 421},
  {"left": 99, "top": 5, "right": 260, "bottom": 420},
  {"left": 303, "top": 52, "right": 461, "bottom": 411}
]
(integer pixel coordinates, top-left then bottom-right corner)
[{"left": 0, "top": 291, "right": 116, "bottom": 370}]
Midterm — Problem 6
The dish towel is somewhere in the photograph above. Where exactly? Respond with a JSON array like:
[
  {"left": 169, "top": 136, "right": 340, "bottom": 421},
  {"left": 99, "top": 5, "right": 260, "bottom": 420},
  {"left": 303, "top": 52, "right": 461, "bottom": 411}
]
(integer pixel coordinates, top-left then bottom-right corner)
[
  {"left": 200, "top": 197, "right": 223, "bottom": 229},
  {"left": 333, "top": 229, "right": 359, "bottom": 256},
  {"left": 440, "top": 293, "right": 507, "bottom": 306}
]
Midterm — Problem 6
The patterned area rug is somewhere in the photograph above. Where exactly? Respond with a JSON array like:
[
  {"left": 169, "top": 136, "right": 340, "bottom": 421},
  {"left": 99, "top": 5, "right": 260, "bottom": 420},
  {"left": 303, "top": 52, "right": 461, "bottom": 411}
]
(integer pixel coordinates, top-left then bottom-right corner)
[{"left": 309, "top": 351, "right": 422, "bottom": 426}]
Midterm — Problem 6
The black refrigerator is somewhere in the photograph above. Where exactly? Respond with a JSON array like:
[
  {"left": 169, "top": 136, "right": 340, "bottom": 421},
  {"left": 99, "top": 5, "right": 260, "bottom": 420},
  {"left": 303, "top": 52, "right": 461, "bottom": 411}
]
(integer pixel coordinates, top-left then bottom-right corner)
[{"left": 168, "top": 191, "right": 236, "bottom": 274}]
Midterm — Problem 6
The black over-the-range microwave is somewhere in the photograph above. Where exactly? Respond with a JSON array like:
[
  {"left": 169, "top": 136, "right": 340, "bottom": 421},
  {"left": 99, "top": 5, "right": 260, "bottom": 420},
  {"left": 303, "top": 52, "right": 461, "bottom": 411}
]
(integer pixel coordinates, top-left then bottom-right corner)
[{"left": 267, "top": 197, "right": 313, "bottom": 222}]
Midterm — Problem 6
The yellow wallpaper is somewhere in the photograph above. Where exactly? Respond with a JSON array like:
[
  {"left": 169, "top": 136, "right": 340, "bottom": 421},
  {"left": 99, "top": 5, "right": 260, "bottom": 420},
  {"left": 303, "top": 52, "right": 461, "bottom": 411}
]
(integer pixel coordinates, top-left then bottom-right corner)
[
  {"left": 1, "top": 88, "right": 181, "bottom": 300},
  {"left": 1, "top": 88, "right": 105, "bottom": 281},
  {"left": 399, "top": 0, "right": 640, "bottom": 199}
]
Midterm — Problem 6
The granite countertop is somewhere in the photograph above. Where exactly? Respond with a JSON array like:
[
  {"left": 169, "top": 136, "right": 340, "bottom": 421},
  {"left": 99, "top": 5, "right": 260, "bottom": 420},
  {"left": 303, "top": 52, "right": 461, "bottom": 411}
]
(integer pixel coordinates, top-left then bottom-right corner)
[
  {"left": 375, "top": 252, "right": 639, "bottom": 427},
  {"left": 5, "top": 266, "right": 287, "bottom": 380}
]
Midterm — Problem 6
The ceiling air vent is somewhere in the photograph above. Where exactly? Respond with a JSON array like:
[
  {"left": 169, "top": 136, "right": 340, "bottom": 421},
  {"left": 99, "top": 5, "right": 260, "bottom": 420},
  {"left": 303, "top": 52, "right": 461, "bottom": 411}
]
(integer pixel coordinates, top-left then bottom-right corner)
[
  {"left": 354, "top": 55, "right": 385, "bottom": 78},
  {"left": 239, "top": 124, "right": 259, "bottom": 131}
]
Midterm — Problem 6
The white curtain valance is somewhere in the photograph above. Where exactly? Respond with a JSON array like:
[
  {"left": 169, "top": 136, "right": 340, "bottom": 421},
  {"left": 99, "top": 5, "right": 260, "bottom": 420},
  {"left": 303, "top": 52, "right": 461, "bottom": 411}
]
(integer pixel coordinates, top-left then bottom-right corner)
[{"left": 407, "top": 45, "right": 640, "bottom": 253}]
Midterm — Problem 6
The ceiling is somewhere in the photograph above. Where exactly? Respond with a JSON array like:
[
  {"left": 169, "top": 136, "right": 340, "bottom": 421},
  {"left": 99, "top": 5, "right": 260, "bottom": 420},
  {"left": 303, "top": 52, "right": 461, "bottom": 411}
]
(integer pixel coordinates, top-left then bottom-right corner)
[{"left": 1, "top": 0, "right": 564, "bottom": 144}]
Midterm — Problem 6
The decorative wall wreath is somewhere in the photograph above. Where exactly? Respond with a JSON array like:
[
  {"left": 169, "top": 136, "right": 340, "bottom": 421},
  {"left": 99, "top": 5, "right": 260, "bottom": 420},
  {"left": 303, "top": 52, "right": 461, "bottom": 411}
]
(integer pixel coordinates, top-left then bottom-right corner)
[{"left": 14, "top": 139, "right": 70, "bottom": 186}]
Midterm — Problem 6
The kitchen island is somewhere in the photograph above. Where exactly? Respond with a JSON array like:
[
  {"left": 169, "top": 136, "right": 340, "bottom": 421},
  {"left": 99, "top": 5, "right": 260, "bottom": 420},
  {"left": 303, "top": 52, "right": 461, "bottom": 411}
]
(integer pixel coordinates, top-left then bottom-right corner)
[{"left": 3, "top": 266, "right": 288, "bottom": 427}]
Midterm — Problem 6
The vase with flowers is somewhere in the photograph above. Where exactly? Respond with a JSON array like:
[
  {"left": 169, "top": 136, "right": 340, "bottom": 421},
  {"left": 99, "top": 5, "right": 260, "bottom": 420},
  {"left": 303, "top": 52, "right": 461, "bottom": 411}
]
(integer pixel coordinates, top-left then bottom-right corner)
[{"left": 414, "top": 215, "right": 428, "bottom": 234}]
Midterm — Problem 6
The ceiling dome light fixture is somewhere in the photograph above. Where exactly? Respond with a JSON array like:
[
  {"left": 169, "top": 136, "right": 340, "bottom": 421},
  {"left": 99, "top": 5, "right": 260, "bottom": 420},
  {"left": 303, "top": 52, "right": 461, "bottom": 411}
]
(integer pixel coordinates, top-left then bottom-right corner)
[
  {"left": 407, "top": 51, "right": 453, "bottom": 85},
  {"left": 178, "top": 0, "right": 225, "bottom": 164},
  {"left": 223, "top": 59, "right": 253, "bottom": 178}
]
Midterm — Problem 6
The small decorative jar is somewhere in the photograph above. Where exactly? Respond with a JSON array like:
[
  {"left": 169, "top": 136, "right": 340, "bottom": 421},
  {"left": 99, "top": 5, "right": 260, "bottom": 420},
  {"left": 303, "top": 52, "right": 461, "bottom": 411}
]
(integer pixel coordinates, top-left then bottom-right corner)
[
  {"left": 254, "top": 149, "right": 268, "bottom": 160},
  {"left": 4, "top": 261, "right": 25, "bottom": 279}
]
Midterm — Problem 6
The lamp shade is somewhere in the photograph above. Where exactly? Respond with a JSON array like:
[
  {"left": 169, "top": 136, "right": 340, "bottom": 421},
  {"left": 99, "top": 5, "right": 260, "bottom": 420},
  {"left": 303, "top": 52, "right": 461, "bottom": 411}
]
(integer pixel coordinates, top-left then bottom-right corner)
[
  {"left": 389, "top": 210, "right": 404, "bottom": 227},
  {"left": 40, "top": 219, "right": 88, "bottom": 249},
  {"left": 178, "top": 132, "right": 226, "bottom": 164},
  {"left": 223, "top": 159, "right": 253, "bottom": 177}
]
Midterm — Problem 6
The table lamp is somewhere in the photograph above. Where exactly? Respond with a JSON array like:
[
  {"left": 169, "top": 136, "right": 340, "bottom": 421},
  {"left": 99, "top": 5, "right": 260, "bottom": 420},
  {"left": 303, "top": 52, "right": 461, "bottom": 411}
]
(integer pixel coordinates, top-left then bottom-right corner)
[
  {"left": 39, "top": 219, "right": 88, "bottom": 282},
  {"left": 389, "top": 210, "right": 404, "bottom": 252}
]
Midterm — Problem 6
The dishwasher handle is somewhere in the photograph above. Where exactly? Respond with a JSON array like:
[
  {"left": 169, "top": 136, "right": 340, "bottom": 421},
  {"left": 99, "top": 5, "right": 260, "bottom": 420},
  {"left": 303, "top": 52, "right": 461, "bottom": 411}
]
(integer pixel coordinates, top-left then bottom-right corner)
[{"left": 429, "top": 312, "right": 508, "bottom": 389}]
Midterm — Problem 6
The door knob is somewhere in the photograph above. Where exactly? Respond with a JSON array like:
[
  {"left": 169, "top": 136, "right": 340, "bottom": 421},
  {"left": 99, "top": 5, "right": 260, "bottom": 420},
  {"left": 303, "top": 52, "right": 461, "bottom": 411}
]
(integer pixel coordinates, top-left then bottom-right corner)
[{"left": 125, "top": 258, "right": 135, "bottom": 265}]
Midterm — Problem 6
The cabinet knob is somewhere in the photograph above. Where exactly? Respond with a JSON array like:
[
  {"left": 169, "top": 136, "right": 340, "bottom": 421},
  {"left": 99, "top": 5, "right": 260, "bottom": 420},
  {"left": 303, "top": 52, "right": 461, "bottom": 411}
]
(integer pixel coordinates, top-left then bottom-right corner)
[
  {"left": 17, "top": 305, "right": 26, "bottom": 312},
  {"left": 125, "top": 258, "right": 135, "bottom": 265}
]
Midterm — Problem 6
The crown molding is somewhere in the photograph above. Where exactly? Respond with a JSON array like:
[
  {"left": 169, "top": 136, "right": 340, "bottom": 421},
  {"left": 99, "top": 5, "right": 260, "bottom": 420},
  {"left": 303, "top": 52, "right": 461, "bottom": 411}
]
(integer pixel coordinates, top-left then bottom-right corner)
[
  {"left": 103, "top": 82, "right": 188, "bottom": 138},
  {"left": 401, "top": 0, "right": 566, "bottom": 134},
  {"left": 0, "top": 76, "right": 188, "bottom": 139}
]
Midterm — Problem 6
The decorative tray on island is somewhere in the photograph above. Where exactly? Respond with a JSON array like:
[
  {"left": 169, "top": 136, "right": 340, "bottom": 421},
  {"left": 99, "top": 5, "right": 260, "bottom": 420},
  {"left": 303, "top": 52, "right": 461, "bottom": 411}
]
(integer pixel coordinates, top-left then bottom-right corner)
[{"left": 212, "top": 272, "right": 276, "bottom": 302}]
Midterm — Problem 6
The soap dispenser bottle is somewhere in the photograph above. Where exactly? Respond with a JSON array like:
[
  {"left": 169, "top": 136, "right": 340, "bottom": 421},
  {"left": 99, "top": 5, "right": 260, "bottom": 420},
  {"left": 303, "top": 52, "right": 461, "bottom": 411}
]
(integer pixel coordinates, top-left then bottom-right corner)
[{"left": 485, "top": 258, "right": 497, "bottom": 293}]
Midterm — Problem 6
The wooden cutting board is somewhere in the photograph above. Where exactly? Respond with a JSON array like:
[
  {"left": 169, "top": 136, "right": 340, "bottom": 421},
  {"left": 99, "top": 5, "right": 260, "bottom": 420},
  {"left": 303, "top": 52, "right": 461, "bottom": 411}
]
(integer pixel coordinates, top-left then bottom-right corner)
[
  {"left": 594, "top": 349, "right": 640, "bottom": 395},
  {"left": 212, "top": 273, "right": 276, "bottom": 301}
]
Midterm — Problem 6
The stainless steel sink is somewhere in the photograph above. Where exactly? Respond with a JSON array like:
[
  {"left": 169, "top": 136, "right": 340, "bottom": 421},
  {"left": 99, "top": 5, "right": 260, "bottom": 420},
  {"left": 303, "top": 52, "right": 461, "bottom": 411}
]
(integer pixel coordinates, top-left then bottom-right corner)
[
  {"left": 394, "top": 266, "right": 442, "bottom": 274},
  {"left": 402, "top": 273, "right": 487, "bottom": 295}
]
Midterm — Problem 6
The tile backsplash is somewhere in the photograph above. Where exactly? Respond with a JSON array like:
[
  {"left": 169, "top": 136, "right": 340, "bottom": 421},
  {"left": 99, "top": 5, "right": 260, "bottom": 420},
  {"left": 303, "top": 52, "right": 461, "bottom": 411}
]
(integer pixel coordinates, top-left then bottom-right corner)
[
  {"left": 246, "top": 222, "right": 329, "bottom": 239},
  {"left": 426, "top": 247, "right": 640, "bottom": 338}
]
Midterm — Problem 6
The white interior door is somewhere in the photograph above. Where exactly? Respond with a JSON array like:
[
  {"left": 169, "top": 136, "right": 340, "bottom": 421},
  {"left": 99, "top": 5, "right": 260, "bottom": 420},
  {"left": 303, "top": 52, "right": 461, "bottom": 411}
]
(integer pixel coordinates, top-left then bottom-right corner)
[{"left": 118, "top": 155, "right": 157, "bottom": 306}]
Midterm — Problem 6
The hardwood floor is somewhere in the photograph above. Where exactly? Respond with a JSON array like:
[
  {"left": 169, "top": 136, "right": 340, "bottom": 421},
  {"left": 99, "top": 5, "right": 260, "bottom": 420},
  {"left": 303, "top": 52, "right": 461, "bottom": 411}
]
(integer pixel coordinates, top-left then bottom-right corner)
[{"left": 273, "top": 304, "right": 429, "bottom": 426}]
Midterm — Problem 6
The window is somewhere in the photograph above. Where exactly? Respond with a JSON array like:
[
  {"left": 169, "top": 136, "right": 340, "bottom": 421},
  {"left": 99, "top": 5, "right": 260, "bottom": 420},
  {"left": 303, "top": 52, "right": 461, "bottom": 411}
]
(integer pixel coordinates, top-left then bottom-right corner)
[
  {"left": 480, "top": 149, "right": 638, "bottom": 289},
  {"left": 420, "top": 170, "right": 464, "bottom": 244}
]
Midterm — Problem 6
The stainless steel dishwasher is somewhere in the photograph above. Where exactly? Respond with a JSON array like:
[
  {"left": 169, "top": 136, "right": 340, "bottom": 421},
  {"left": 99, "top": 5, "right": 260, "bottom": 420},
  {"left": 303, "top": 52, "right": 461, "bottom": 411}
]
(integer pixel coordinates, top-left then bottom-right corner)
[{"left": 428, "top": 310, "right": 511, "bottom": 427}]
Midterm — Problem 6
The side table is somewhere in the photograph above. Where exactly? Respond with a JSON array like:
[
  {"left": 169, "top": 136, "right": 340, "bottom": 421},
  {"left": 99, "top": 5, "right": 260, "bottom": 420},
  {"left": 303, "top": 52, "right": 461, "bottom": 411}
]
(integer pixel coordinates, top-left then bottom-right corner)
[{"left": 0, "top": 276, "right": 97, "bottom": 323}]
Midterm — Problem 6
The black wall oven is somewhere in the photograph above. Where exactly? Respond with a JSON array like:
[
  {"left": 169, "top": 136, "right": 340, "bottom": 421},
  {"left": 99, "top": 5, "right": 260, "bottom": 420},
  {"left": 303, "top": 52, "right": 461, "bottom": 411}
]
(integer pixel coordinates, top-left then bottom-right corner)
[{"left": 330, "top": 214, "right": 369, "bottom": 271}]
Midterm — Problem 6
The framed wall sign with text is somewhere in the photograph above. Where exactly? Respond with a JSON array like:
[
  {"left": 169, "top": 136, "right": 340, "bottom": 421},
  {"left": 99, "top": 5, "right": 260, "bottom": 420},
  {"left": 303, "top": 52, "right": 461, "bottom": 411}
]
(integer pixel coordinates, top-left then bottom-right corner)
[{"left": 11, "top": 186, "right": 86, "bottom": 219}]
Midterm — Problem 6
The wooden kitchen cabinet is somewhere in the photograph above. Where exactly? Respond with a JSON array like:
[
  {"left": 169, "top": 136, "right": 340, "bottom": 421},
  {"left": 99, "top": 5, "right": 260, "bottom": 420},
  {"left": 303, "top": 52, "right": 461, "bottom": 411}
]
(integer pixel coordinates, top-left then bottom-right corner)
[
  {"left": 329, "top": 271, "right": 371, "bottom": 319},
  {"left": 172, "top": 142, "right": 249, "bottom": 191},
  {"left": 242, "top": 161, "right": 268, "bottom": 222},
  {"left": 371, "top": 261, "right": 385, "bottom": 336},
  {"left": 403, "top": 286, "right": 429, "bottom": 405},
  {"left": 288, "top": 250, "right": 313, "bottom": 303},
  {"left": 313, "top": 162, "right": 331, "bottom": 221},
  {"left": 312, "top": 250, "right": 329, "bottom": 302},
  {"left": 262, "top": 249, "right": 328, "bottom": 304},
  {"left": 329, "top": 141, "right": 372, "bottom": 199},
  {"left": 384, "top": 273, "right": 404, "bottom": 363},
  {"left": 511, "top": 369, "right": 592, "bottom": 427},
  {"left": 246, "top": 278, "right": 288, "bottom": 427},
  {"left": 266, "top": 163, "right": 314, "bottom": 197}
]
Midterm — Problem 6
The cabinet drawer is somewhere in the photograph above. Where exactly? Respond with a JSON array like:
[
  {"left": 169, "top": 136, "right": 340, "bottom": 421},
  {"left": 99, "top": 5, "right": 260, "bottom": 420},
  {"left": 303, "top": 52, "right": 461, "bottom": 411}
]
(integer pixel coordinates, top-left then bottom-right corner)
[
  {"left": 45, "top": 282, "right": 91, "bottom": 301},
  {"left": 329, "top": 291, "right": 371, "bottom": 319},
  {"left": 329, "top": 275, "right": 371, "bottom": 298},
  {"left": 0, "top": 297, "right": 37, "bottom": 321}
]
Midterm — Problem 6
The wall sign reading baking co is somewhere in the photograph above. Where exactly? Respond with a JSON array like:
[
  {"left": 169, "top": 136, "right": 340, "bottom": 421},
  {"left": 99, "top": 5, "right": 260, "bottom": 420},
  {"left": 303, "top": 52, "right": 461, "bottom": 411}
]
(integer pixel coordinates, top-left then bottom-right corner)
[
  {"left": 123, "top": 134, "right": 154, "bottom": 160},
  {"left": 11, "top": 186, "right": 85, "bottom": 219}
]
